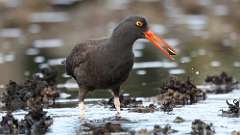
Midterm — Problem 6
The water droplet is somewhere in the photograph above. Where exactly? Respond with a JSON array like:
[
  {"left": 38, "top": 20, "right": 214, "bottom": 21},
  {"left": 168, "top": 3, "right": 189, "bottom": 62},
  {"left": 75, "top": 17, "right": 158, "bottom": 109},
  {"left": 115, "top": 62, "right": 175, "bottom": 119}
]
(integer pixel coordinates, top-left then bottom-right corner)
[{"left": 195, "top": 71, "right": 200, "bottom": 75}]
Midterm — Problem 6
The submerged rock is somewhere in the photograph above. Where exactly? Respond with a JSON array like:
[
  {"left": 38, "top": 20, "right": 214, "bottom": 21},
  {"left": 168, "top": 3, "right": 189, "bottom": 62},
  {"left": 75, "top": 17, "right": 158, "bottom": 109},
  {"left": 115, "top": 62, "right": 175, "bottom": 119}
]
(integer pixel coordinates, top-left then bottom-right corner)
[
  {"left": 191, "top": 119, "right": 215, "bottom": 135},
  {"left": 173, "top": 116, "right": 185, "bottom": 123},
  {"left": 221, "top": 98, "right": 240, "bottom": 117},
  {"left": 232, "top": 131, "right": 240, "bottom": 135},
  {"left": 81, "top": 122, "right": 127, "bottom": 135},
  {"left": 156, "top": 77, "right": 206, "bottom": 110},
  {"left": 204, "top": 72, "right": 239, "bottom": 94},
  {"left": 130, "top": 104, "right": 158, "bottom": 113},
  {"left": 134, "top": 124, "right": 177, "bottom": 135},
  {"left": 153, "top": 124, "right": 177, "bottom": 135}
]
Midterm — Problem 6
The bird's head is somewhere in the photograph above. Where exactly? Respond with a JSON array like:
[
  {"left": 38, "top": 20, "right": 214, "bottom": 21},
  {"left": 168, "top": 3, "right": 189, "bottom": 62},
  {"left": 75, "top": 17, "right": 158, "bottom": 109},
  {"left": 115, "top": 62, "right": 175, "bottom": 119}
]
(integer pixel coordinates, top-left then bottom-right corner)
[{"left": 112, "top": 16, "right": 176, "bottom": 60}]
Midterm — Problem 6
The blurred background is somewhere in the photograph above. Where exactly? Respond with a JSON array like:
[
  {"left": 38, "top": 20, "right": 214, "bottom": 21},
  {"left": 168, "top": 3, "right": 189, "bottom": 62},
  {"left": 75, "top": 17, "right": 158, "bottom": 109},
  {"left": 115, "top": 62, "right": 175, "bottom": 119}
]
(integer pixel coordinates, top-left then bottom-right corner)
[{"left": 0, "top": 0, "right": 240, "bottom": 98}]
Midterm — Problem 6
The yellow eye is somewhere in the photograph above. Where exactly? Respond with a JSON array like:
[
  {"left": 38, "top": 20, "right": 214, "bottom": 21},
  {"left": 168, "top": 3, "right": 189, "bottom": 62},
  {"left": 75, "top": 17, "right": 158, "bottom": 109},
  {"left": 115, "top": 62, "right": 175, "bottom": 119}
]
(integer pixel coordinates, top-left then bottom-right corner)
[{"left": 136, "top": 21, "right": 143, "bottom": 27}]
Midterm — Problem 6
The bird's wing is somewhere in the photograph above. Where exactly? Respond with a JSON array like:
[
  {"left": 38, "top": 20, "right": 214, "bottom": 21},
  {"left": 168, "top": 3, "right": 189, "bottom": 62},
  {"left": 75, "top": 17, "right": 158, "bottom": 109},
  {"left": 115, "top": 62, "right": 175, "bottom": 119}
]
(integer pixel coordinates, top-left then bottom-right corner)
[{"left": 65, "top": 39, "right": 107, "bottom": 78}]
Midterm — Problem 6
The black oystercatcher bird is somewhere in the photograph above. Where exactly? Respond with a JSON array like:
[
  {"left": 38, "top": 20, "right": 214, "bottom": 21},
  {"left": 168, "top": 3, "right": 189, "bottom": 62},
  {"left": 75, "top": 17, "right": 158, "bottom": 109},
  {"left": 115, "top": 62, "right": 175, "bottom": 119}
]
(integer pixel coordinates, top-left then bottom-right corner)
[{"left": 65, "top": 16, "right": 176, "bottom": 118}]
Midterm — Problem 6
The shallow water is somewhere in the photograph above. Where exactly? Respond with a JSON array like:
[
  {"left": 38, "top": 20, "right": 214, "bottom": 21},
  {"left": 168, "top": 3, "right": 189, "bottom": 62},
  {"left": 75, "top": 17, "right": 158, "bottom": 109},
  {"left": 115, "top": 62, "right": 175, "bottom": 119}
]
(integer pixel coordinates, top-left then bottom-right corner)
[{"left": 1, "top": 88, "right": 239, "bottom": 134}]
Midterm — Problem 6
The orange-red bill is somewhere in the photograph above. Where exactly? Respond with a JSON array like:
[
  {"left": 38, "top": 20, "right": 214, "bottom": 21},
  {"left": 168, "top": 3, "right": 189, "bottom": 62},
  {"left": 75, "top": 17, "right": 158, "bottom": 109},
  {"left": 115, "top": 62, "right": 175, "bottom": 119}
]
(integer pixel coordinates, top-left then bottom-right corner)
[{"left": 144, "top": 31, "right": 176, "bottom": 60}]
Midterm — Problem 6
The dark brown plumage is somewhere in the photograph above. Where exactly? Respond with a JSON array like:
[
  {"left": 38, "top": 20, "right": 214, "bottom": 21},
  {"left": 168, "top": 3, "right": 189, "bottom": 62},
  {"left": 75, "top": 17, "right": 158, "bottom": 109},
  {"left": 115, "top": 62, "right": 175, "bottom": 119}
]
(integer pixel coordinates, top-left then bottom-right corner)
[{"left": 65, "top": 16, "right": 176, "bottom": 117}]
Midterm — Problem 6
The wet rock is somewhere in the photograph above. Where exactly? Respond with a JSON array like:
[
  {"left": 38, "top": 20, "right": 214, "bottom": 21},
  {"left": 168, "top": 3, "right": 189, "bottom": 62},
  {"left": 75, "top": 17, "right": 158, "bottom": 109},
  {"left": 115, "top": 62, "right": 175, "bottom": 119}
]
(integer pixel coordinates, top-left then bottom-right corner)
[
  {"left": 21, "top": 108, "right": 53, "bottom": 134},
  {"left": 101, "top": 93, "right": 143, "bottom": 108},
  {"left": 133, "top": 124, "right": 177, "bottom": 135},
  {"left": 2, "top": 79, "right": 48, "bottom": 111},
  {"left": 93, "top": 116, "right": 131, "bottom": 124},
  {"left": 156, "top": 77, "right": 206, "bottom": 110},
  {"left": 0, "top": 113, "right": 18, "bottom": 134},
  {"left": 38, "top": 66, "right": 58, "bottom": 86},
  {"left": 173, "top": 116, "right": 185, "bottom": 123},
  {"left": 37, "top": 67, "right": 59, "bottom": 104},
  {"left": 191, "top": 119, "right": 215, "bottom": 135},
  {"left": 153, "top": 124, "right": 177, "bottom": 135},
  {"left": 204, "top": 72, "right": 239, "bottom": 94},
  {"left": 130, "top": 104, "right": 158, "bottom": 113},
  {"left": 134, "top": 129, "right": 148, "bottom": 135},
  {"left": 1, "top": 67, "right": 59, "bottom": 111},
  {"left": 221, "top": 99, "right": 240, "bottom": 117},
  {"left": 1, "top": 80, "right": 27, "bottom": 111},
  {"left": 93, "top": 122, "right": 125, "bottom": 135},
  {"left": 232, "top": 131, "right": 240, "bottom": 135},
  {"left": 160, "top": 99, "right": 175, "bottom": 112},
  {"left": 82, "top": 122, "right": 127, "bottom": 135},
  {"left": 0, "top": 110, "right": 53, "bottom": 134}
]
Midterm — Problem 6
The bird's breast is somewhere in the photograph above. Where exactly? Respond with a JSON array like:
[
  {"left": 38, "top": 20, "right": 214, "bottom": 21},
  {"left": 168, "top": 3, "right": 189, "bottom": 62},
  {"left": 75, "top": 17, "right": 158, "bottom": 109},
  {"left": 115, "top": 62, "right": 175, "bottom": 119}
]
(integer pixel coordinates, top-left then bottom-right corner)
[{"left": 90, "top": 51, "right": 134, "bottom": 88}]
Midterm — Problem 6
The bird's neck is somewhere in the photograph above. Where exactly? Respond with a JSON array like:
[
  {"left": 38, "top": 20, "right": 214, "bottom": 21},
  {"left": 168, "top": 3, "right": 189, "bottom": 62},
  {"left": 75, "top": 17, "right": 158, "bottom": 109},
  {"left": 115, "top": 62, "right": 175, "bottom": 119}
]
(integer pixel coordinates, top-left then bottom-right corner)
[{"left": 109, "top": 33, "right": 137, "bottom": 52}]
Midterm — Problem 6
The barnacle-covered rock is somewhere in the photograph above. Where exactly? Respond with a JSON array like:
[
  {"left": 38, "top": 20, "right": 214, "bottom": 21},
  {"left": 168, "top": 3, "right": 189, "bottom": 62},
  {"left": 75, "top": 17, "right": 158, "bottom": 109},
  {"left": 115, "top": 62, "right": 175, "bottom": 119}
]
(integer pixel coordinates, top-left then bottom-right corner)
[
  {"left": 130, "top": 104, "right": 158, "bottom": 113},
  {"left": 1, "top": 67, "right": 59, "bottom": 111},
  {"left": 156, "top": 77, "right": 206, "bottom": 111},
  {"left": 204, "top": 72, "right": 239, "bottom": 94},
  {"left": 191, "top": 119, "right": 215, "bottom": 135}
]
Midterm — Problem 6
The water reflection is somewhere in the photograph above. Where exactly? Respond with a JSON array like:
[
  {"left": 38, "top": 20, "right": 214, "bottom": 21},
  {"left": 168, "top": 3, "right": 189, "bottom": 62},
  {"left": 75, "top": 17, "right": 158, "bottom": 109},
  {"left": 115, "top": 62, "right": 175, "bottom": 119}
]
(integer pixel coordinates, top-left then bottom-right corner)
[
  {"left": 30, "top": 12, "right": 68, "bottom": 23},
  {"left": 0, "top": 52, "right": 15, "bottom": 64},
  {"left": 168, "top": 68, "right": 185, "bottom": 75},
  {"left": 25, "top": 48, "right": 40, "bottom": 55},
  {"left": 133, "top": 61, "right": 177, "bottom": 69},
  {"left": 210, "top": 61, "right": 221, "bottom": 67},
  {"left": 0, "top": 28, "right": 22, "bottom": 38},
  {"left": 33, "top": 39, "right": 63, "bottom": 48},
  {"left": 49, "top": 0, "right": 80, "bottom": 6}
]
